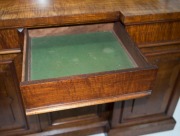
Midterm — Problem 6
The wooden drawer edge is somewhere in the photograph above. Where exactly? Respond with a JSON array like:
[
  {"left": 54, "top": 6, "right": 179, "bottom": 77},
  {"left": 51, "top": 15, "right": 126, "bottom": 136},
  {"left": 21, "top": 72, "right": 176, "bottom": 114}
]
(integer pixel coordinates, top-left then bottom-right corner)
[
  {"left": 26, "top": 90, "right": 151, "bottom": 115},
  {"left": 138, "top": 40, "right": 180, "bottom": 48},
  {"left": 0, "top": 48, "right": 21, "bottom": 55}
]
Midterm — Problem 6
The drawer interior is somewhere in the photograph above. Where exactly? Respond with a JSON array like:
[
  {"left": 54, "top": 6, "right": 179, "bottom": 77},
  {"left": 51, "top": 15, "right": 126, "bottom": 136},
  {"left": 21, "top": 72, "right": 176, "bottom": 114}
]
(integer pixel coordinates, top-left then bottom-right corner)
[
  {"left": 23, "top": 23, "right": 147, "bottom": 82},
  {"left": 30, "top": 31, "right": 136, "bottom": 81}
]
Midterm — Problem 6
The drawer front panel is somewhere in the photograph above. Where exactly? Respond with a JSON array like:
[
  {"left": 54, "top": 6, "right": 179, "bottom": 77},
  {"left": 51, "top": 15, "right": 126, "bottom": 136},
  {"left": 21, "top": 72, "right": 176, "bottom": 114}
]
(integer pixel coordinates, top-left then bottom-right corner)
[
  {"left": 0, "top": 29, "right": 21, "bottom": 50},
  {"left": 21, "top": 68, "right": 156, "bottom": 115},
  {"left": 126, "top": 21, "right": 180, "bottom": 46}
]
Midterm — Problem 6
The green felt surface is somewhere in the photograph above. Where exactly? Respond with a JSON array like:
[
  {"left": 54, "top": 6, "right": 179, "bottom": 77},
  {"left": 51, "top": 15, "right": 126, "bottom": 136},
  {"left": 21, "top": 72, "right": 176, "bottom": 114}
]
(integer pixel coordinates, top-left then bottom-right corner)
[{"left": 30, "top": 31, "right": 135, "bottom": 80}]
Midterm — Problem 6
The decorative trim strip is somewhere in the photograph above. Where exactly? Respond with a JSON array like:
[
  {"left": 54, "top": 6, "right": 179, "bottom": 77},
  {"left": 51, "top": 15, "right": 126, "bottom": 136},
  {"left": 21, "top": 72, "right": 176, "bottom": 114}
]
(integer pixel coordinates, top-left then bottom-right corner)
[
  {"left": 138, "top": 40, "right": 180, "bottom": 48},
  {"left": 26, "top": 90, "right": 151, "bottom": 115},
  {"left": 0, "top": 48, "right": 21, "bottom": 55}
]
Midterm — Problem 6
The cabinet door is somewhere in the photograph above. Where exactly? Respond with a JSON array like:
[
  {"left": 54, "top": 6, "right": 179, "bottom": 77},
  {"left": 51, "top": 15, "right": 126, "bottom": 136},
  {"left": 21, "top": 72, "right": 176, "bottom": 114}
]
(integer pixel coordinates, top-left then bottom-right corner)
[
  {"left": 0, "top": 54, "right": 40, "bottom": 136},
  {"left": 121, "top": 51, "right": 180, "bottom": 120},
  {"left": 111, "top": 49, "right": 180, "bottom": 130},
  {"left": 119, "top": 21, "right": 180, "bottom": 121},
  {"left": 114, "top": 22, "right": 180, "bottom": 124}
]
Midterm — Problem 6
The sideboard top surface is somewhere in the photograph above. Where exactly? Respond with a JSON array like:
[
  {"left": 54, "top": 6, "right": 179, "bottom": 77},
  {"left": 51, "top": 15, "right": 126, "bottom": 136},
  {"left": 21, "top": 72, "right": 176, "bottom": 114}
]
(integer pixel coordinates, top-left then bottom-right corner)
[{"left": 0, "top": 0, "right": 180, "bottom": 28}]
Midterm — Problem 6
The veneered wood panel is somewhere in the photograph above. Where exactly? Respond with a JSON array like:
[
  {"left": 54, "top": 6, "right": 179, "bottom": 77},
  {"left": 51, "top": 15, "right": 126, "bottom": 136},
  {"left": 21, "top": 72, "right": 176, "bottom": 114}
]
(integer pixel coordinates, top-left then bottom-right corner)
[
  {"left": 109, "top": 118, "right": 175, "bottom": 136},
  {"left": 0, "top": 73, "right": 15, "bottom": 127},
  {"left": 0, "top": 53, "right": 22, "bottom": 82},
  {"left": 139, "top": 42, "right": 180, "bottom": 54},
  {"left": 0, "top": 29, "right": 20, "bottom": 50},
  {"left": 21, "top": 68, "right": 156, "bottom": 110},
  {"left": 0, "top": 0, "right": 180, "bottom": 28},
  {"left": 0, "top": 1, "right": 179, "bottom": 135},
  {"left": 110, "top": 14, "right": 180, "bottom": 135},
  {"left": 39, "top": 103, "right": 112, "bottom": 134},
  {"left": 121, "top": 50, "right": 180, "bottom": 120},
  {"left": 126, "top": 21, "right": 180, "bottom": 45},
  {"left": 0, "top": 60, "right": 25, "bottom": 131},
  {"left": 0, "top": 54, "right": 40, "bottom": 136}
]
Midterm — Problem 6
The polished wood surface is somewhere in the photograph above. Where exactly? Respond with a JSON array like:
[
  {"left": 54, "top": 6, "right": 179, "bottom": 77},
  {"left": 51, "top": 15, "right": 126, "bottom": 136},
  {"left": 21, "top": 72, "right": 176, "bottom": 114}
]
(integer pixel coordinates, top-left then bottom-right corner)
[
  {"left": 110, "top": 45, "right": 180, "bottom": 136},
  {"left": 0, "top": 54, "right": 25, "bottom": 130},
  {"left": 0, "top": 29, "right": 20, "bottom": 50},
  {"left": 0, "top": 53, "right": 40, "bottom": 136},
  {"left": 109, "top": 118, "right": 175, "bottom": 136},
  {"left": 0, "top": 0, "right": 179, "bottom": 135},
  {"left": 126, "top": 21, "right": 180, "bottom": 45},
  {"left": 0, "top": 0, "right": 180, "bottom": 28},
  {"left": 21, "top": 23, "right": 157, "bottom": 115},
  {"left": 110, "top": 18, "right": 180, "bottom": 136}
]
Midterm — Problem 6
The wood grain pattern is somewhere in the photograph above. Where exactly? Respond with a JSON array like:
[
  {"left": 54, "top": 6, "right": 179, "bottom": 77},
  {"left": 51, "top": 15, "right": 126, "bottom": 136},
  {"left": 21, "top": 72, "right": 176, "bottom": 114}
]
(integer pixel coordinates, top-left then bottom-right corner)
[
  {"left": 27, "top": 117, "right": 109, "bottom": 136},
  {"left": 20, "top": 22, "right": 157, "bottom": 115},
  {"left": 0, "top": 49, "right": 21, "bottom": 55},
  {"left": 0, "top": 54, "right": 40, "bottom": 136},
  {"left": 0, "top": 63, "right": 22, "bottom": 130},
  {"left": 0, "top": 53, "right": 22, "bottom": 82},
  {"left": 122, "top": 53, "right": 180, "bottom": 119},
  {"left": 24, "top": 85, "right": 152, "bottom": 115},
  {"left": 0, "top": 29, "right": 20, "bottom": 50},
  {"left": 37, "top": 104, "right": 112, "bottom": 136},
  {"left": 0, "top": 0, "right": 179, "bottom": 135},
  {"left": 21, "top": 42, "right": 157, "bottom": 114},
  {"left": 139, "top": 42, "right": 180, "bottom": 55},
  {"left": 110, "top": 17, "right": 180, "bottom": 135},
  {"left": 126, "top": 21, "right": 180, "bottom": 45},
  {"left": 109, "top": 117, "right": 175, "bottom": 136},
  {"left": 0, "top": 0, "right": 179, "bottom": 28}
]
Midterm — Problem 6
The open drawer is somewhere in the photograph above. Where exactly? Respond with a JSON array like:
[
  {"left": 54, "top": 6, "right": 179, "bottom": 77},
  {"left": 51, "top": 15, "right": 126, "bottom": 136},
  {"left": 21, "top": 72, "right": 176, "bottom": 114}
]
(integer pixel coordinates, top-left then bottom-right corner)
[{"left": 20, "top": 22, "right": 157, "bottom": 115}]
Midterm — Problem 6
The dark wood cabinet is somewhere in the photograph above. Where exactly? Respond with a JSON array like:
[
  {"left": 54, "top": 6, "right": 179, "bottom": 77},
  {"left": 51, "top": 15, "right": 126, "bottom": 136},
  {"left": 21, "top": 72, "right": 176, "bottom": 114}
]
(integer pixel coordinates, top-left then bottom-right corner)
[
  {"left": 121, "top": 21, "right": 180, "bottom": 120},
  {"left": 0, "top": 0, "right": 179, "bottom": 136},
  {"left": 37, "top": 104, "right": 112, "bottom": 136},
  {"left": 0, "top": 32, "right": 40, "bottom": 136},
  {"left": 109, "top": 21, "right": 180, "bottom": 136},
  {"left": 122, "top": 52, "right": 180, "bottom": 119},
  {"left": 0, "top": 29, "right": 20, "bottom": 50},
  {"left": 0, "top": 55, "right": 24, "bottom": 131}
]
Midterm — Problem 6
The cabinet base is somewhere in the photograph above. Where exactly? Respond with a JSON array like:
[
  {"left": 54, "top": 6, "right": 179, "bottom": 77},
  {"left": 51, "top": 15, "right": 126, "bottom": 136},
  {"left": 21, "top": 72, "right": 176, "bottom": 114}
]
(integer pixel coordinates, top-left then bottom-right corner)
[{"left": 109, "top": 117, "right": 175, "bottom": 136}]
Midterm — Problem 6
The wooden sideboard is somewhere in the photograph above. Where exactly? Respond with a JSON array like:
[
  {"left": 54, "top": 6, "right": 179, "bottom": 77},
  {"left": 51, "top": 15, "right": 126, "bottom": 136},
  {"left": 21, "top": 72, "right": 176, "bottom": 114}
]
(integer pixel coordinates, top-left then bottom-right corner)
[{"left": 0, "top": 0, "right": 179, "bottom": 136}]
